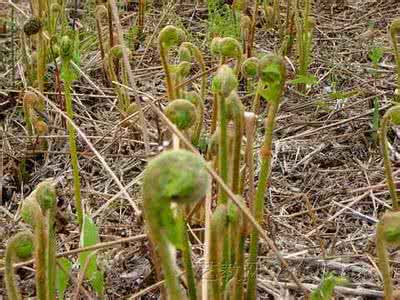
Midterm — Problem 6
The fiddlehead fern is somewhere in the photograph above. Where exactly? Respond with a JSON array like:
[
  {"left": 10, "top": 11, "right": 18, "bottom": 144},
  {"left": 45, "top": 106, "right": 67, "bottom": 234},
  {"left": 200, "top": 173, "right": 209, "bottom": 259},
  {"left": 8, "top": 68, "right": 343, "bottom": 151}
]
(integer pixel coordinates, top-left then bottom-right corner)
[
  {"left": 106, "top": 44, "right": 132, "bottom": 111},
  {"left": 212, "top": 65, "right": 238, "bottom": 205},
  {"left": 247, "top": 54, "right": 287, "bottom": 300},
  {"left": 23, "top": 17, "right": 42, "bottom": 36},
  {"left": 376, "top": 211, "right": 400, "bottom": 299},
  {"left": 159, "top": 25, "right": 186, "bottom": 101},
  {"left": 164, "top": 99, "right": 197, "bottom": 131},
  {"left": 21, "top": 197, "right": 47, "bottom": 300},
  {"left": 143, "top": 149, "right": 210, "bottom": 299},
  {"left": 95, "top": 5, "right": 108, "bottom": 63},
  {"left": 60, "top": 35, "right": 83, "bottom": 228},
  {"left": 5, "top": 231, "right": 34, "bottom": 300},
  {"left": 184, "top": 90, "right": 204, "bottom": 145},
  {"left": 380, "top": 105, "right": 400, "bottom": 210}
]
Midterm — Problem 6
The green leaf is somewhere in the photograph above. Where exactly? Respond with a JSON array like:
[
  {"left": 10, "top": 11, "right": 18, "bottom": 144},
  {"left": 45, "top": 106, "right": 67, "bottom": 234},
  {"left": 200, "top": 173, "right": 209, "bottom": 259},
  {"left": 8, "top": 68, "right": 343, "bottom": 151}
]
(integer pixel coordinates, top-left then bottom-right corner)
[
  {"left": 289, "top": 74, "right": 318, "bottom": 85},
  {"left": 90, "top": 269, "right": 105, "bottom": 297},
  {"left": 60, "top": 62, "right": 75, "bottom": 82},
  {"left": 260, "top": 63, "right": 282, "bottom": 84},
  {"left": 310, "top": 273, "right": 347, "bottom": 300},
  {"left": 369, "top": 46, "right": 383, "bottom": 65},
  {"left": 56, "top": 258, "right": 73, "bottom": 300},
  {"left": 258, "top": 85, "right": 280, "bottom": 103},
  {"left": 79, "top": 214, "right": 104, "bottom": 297}
]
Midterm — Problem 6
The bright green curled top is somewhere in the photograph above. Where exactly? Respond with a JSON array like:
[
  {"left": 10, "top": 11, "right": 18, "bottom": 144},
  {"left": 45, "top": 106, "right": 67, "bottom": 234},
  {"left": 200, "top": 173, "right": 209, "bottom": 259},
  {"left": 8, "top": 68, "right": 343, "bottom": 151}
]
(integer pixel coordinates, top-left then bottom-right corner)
[{"left": 142, "top": 149, "right": 210, "bottom": 245}]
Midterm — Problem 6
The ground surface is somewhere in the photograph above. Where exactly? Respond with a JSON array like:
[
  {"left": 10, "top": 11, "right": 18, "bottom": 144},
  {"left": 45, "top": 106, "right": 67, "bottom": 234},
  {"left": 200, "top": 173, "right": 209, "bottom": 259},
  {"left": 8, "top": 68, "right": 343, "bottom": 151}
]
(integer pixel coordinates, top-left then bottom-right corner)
[{"left": 1, "top": 0, "right": 400, "bottom": 299}]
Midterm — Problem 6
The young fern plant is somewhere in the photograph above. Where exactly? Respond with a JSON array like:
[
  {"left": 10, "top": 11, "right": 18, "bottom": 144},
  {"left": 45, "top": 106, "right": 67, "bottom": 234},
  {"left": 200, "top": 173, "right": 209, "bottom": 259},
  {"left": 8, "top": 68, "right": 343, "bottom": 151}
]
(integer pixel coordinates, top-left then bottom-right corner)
[
  {"left": 210, "top": 38, "right": 242, "bottom": 133},
  {"left": 159, "top": 25, "right": 186, "bottom": 101},
  {"left": 295, "top": 0, "right": 316, "bottom": 92},
  {"left": 95, "top": 5, "right": 108, "bottom": 66},
  {"left": 60, "top": 35, "right": 83, "bottom": 228},
  {"left": 211, "top": 37, "right": 243, "bottom": 74},
  {"left": 164, "top": 98, "right": 198, "bottom": 148},
  {"left": 212, "top": 64, "right": 239, "bottom": 205},
  {"left": 183, "top": 91, "right": 204, "bottom": 146},
  {"left": 211, "top": 65, "right": 239, "bottom": 288},
  {"left": 179, "top": 42, "right": 207, "bottom": 144},
  {"left": 24, "top": 3, "right": 47, "bottom": 93},
  {"left": 376, "top": 212, "right": 400, "bottom": 299},
  {"left": 380, "top": 105, "right": 400, "bottom": 210},
  {"left": 208, "top": 204, "right": 228, "bottom": 300},
  {"left": 22, "top": 91, "right": 41, "bottom": 135},
  {"left": 241, "top": 57, "right": 264, "bottom": 113},
  {"left": 23, "top": 17, "right": 45, "bottom": 107},
  {"left": 105, "top": 45, "right": 132, "bottom": 111},
  {"left": 19, "top": 180, "right": 57, "bottom": 300},
  {"left": 142, "top": 149, "right": 210, "bottom": 299},
  {"left": 390, "top": 18, "right": 400, "bottom": 101},
  {"left": 4, "top": 231, "right": 34, "bottom": 300},
  {"left": 246, "top": 54, "right": 287, "bottom": 300}
]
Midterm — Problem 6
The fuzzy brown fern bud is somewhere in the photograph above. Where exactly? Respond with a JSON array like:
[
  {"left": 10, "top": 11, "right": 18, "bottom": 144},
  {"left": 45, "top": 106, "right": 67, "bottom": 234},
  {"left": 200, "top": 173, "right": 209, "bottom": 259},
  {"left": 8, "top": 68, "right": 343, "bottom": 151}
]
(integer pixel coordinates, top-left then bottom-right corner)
[
  {"left": 23, "top": 91, "right": 39, "bottom": 108},
  {"left": 34, "top": 120, "right": 48, "bottom": 136},
  {"left": 23, "top": 17, "right": 42, "bottom": 36},
  {"left": 34, "top": 180, "right": 57, "bottom": 211},
  {"left": 95, "top": 4, "right": 108, "bottom": 20}
]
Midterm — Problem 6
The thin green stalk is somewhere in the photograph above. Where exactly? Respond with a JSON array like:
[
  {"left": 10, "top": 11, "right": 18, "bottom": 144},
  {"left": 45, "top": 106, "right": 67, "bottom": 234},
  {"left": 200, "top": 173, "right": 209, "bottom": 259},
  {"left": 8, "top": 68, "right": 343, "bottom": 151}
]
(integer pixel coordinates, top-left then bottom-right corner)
[
  {"left": 45, "top": 205, "right": 56, "bottom": 300},
  {"left": 246, "top": 55, "right": 286, "bottom": 300},
  {"left": 179, "top": 209, "right": 197, "bottom": 300},
  {"left": 142, "top": 150, "right": 209, "bottom": 299},
  {"left": 211, "top": 93, "right": 218, "bottom": 134},
  {"left": 152, "top": 228, "right": 183, "bottom": 299},
  {"left": 21, "top": 198, "right": 47, "bottom": 300},
  {"left": 246, "top": 101, "right": 279, "bottom": 300},
  {"left": 159, "top": 26, "right": 185, "bottom": 101},
  {"left": 376, "top": 212, "right": 400, "bottom": 300},
  {"left": 227, "top": 92, "right": 244, "bottom": 194},
  {"left": 95, "top": 5, "right": 108, "bottom": 65},
  {"left": 5, "top": 232, "right": 34, "bottom": 300},
  {"left": 64, "top": 79, "right": 83, "bottom": 227},
  {"left": 377, "top": 221, "right": 392, "bottom": 300},
  {"left": 390, "top": 19, "right": 400, "bottom": 101},
  {"left": 233, "top": 112, "right": 256, "bottom": 300},
  {"left": 180, "top": 42, "right": 206, "bottom": 144},
  {"left": 246, "top": 1, "right": 258, "bottom": 58},
  {"left": 209, "top": 205, "right": 227, "bottom": 300},
  {"left": 218, "top": 92, "right": 228, "bottom": 205},
  {"left": 252, "top": 80, "right": 263, "bottom": 114},
  {"left": 380, "top": 106, "right": 400, "bottom": 210},
  {"left": 160, "top": 43, "right": 176, "bottom": 101}
]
